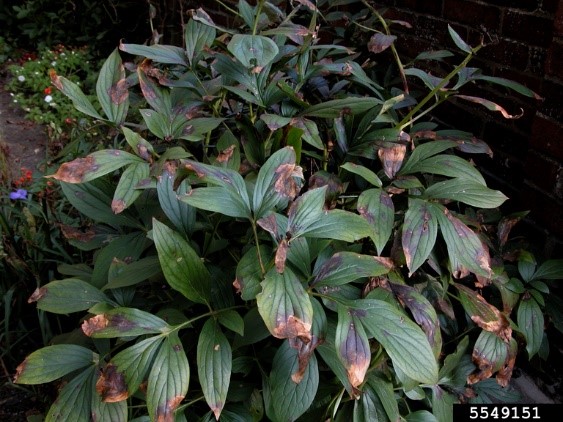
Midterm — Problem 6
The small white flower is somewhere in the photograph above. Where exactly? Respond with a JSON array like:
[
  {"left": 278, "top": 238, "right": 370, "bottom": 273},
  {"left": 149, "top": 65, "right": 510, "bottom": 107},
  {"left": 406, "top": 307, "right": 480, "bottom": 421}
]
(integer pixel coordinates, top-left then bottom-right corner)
[
  {"left": 13, "top": 99, "right": 18, "bottom": 103},
  {"left": 44, "top": 95, "right": 53, "bottom": 103},
  {"left": 51, "top": 61, "right": 56, "bottom": 66},
  {"left": 61, "top": 53, "right": 66, "bottom": 56},
  {"left": 10, "top": 92, "right": 14, "bottom": 96},
  {"left": 49, "top": 102, "right": 57, "bottom": 107},
  {"left": 17, "top": 75, "right": 25, "bottom": 82},
  {"left": 34, "top": 71, "right": 39, "bottom": 75}
]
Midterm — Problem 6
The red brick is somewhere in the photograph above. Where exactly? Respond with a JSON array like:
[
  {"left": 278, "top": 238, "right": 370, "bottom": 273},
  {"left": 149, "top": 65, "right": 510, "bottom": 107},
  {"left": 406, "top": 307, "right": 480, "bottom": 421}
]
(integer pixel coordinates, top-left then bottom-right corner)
[
  {"left": 554, "top": 0, "right": 563, "bottom": 37},
  {"left": 524, "top": 151, "right": 559, "bottom": 192},
  {"left": 479, "top": 0, "right": 540, "bottom": 11},
  {"left": 413, "top": 15, "right": 449, "bottom": 44},
  {"left": 483, "top": 121, "right": 529, "bottom": 156},
  {"left": 479, "top": 38, "right": 530, "bottom": 69},
  {"left": 503, "top": 11, "right": 554, "bottom": 46},
  {"left": 543, "top": 0, "right": 562, "bottom": 14},
  {"left": 529, "top": 115, "right": 563, "bottom": 160},
  {"left": 529, "top": 46, "right": 548, "bottom": 76},
  {"left": 394, "top": 0, "right": 444, "bottom": 16},
  {"left": 444, "top": 0, "right": 502, "bottom": 32},
  {"left": 539, "top": 79, "right": 563, "bottom": 122},
  {"left": 546, "top": 40, "right": 563, "bottom": 79},
  {"left": 519, "top": 184, "right": 563, "bottom": 236}
]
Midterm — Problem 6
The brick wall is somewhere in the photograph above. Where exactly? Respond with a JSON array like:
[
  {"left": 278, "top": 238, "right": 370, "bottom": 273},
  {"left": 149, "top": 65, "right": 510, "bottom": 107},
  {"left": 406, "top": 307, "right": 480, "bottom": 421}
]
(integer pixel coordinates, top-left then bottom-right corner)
[{"left": 376, "top": 0, "right": 562, "bottom": 257}]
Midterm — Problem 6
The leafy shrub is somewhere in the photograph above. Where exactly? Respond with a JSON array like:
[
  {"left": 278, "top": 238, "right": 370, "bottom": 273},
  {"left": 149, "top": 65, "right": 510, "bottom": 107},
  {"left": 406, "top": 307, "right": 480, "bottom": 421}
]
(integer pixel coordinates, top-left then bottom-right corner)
[{"left": 13, "top": 1, "right": 563, "bottom": 421}]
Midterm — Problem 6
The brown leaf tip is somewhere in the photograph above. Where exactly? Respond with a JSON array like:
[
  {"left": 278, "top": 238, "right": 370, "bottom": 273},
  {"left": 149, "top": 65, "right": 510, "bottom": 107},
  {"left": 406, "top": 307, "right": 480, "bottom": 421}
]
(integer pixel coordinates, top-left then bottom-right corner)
[
  {"left": 13, "top": 358, "right": 28, "bottom": 383},
  {"left": 47, "top": 156, "right": 98, "bottom": 184},
  {"left": 28, "top": 287, "right": 47, "bottom": 304},
  {"left": 156, "top": 395, "right": 185, "bottom": 422},
  {"left": 96, "top": 364, "right": 129, "bottom": 402},
  {"left": 82, "top": 314, "right": 109, "bottom": 337}
]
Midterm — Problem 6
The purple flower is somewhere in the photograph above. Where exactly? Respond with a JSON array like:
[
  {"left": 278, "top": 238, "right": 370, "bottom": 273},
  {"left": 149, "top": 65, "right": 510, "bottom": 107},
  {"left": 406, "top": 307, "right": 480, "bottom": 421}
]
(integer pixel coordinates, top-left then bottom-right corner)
[{"left": 9, "top": 189, "right": 28, "bottom": 200}]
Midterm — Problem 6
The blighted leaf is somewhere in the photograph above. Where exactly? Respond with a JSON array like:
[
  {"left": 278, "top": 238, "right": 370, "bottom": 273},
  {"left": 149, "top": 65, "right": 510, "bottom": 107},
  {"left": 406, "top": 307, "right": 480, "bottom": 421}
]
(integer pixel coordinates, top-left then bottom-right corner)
[
  {"left": 268, "top": 341, "right": 319, "bottom": 422},
  {"left": 456, "top": 95, "right": 523, "bottom": 119},
  {"left": 96, "top": 48, "right": 129, "bottom": 125},
  {"left": 260, "top": 113, "right": 291, "bottom": 131},
  {"left": 96, "top": 364, "right": 128, "bottom": 403},
  {"left": 378, "top": 144, "right": 406, "bottom": 179},
  {"left": 48, "top": 150, "right": 144, "bottom": 184},
  {"left": 153, "top": 219, "right": 211, "bottom": 304},
  {"left": 336, "top": 305, "right": 371, "bottom": 394},
  {"left": 256, "top": 268, "right": 313, "bottom": 343},
  {"left": 368, "top": 33, "right": 397, "bottom": 54},
  {"left": 45, "top": 366, "right": 97, "bottom": 422},
  {"left": 290, "top": 117, "right": 324, "bottom": 149},
  {"left": 111, "top": 162, "right": 150, "bottom": 214},
  {"left": 402, "top": 199, "right": 438, "bottom": 276},
  {"left": 348, "top": 299, "right": 439, "bottom": 384},
  {"left": 14, "top": 345, "right": 96, "bottom": 384},
  {"left": 357, "top": 188, "right": 394, "bottom": 255},
  {"left": 468, "top": 331, "right": 517, "bottom": 387},
  {"left": 455, "top": 283, "right": 511, "bottom": 342},
  {"left": 227, "top": 34, "right": 279, "bottom": 68},
  {"left": 122, "top": 127, "right": 155, "bottom": 160},
  {"left": 28, "top": 278, "right": 110, "bottom": 314},
  {"left": 81, "top": 307, "right": 170, "bottom": 338},
  {"left": 312, "top": 251, "right": 393, "bottom": 288},
  {"left": 197, "top": 319, "right": 232, "bottom": 420},
  {"left": 147, "top": 332, "right": 189, "bottom": 422},
  {"left": 517, "top": 294, "right": 544, "bottom": 359}
]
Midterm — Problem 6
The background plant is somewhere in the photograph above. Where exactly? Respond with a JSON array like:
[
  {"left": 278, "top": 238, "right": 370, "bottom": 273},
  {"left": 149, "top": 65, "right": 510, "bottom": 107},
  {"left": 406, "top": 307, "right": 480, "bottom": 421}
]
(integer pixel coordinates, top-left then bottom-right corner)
[{"left": 11, "top": 1, "right": 563, "bottom": 421}]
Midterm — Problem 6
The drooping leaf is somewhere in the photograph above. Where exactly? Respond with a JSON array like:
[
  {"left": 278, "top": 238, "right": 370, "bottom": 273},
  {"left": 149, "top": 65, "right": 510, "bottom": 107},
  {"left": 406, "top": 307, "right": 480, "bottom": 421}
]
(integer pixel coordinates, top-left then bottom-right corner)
[
  {"left": 48, "top": 150, "right": 144, "bottom": 184},
  {"left": 335, "top": 304, "right": 371, "bottom": 393},
  {"left": 517, "top": 295, "right": 544, "bottom": 359},
  {"left": 235, "top": 245, "right": 271, "bottom": 301},
  {"left": 153, "top": 219, "right": 211, "bottom": 304},
  {"left": 447, "top": 24, "right": 472, "bottom": 54},
  {"left": 147, "top": 332, "right": 190, "bottom": 422},
  {"left": 119, "top": 42, "right": 188, "bottom": 65},
  {"left": 157, "top": 168, "right": 196, "bottom": 236},
  {"left": 470, "top": 75, "right": 542, "bottom": 99},
  {"left": 45, "top": 366, "right": 97, "bottom": 422},
  {"left": 96, "top": 48, "right": 129, "bottom": 125},
  {"left": 312, "top": 251, "right": 393, "bottom": 288},
  {"left": 81, "top": 307, "right": 170, "bottom": 338},
  {"left": 456, "top": 95, "right": 524, "bottom": 119},
  {"left": 348, "top": 299, "right": 439, "bottom": 384},
  {"left": 185, "top": 18, "right": 216, "bottom": 66},
  {"left": 357, "top": 188, "right": 394, "bottom": 255},
  {"left": 14, "top": 345, "right": 96, "bottom": 384},
  {"left": 256, "top": 268, "right": 313, "bottom": 343},
  {"left": 111, "top": 336, "right": 165, "bottom": 396},
  {"left": 111, "top": 162, "right": 150, "bottom": 214},
  {"left": 454, "top": 283, "right": 511, "bottom": 342},
  {"left": 197, "top": 319, "right": 232, "bottom": 420},
  {"left": 268, "top": 341, "right": 319, "bottom": 422},
  {"left": 50, "top": 69, "right": 104, "bottom": 120},
  {"left": 402, "top": 199, "right": 438, "bottom": 276},
  {"left": 227, "top": 34, "right": 279, "bottom": 68},
  {"left": 27, "top": 278, "right": 110, "bottom": 314},
  {"left": 468, "top": 331, "right": 517, "bottom": 387}
]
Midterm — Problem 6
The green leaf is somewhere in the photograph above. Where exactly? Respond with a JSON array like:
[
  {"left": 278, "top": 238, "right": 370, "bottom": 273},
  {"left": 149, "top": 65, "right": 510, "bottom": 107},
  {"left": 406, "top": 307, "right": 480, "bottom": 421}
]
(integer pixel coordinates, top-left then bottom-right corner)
[
  {"left": 147, "top": 332, "right": 190, "bottom": 421},
  {"left": 153, "top": 219, "right": 211, "bottom": 304},
  {"left": 28, "top": 278, "right": 110, "bottom": 314},
  {"left": 431, "top": 387, "right": 455, "bottom": 422},
  {"left": 45, "top": 366, "right": 96, "bottom": 422},
  {"left": 431, "top": 206, "right": 492, "bottom": 278},
  {"left": 406, "top": 410, "right": 438, "bottom": 422},
  {"left": 336, "top": 304, "right": 371, "bottom": 390},
  {"left": 402, "top": 154, "right": 486, "bottom": 185},
  {"left": 424, "top": 179, "right": 508, "bottom": 208},
  {"left": 217, "top": 310, "right": 244, "bottom": 336},
  {"left": 140, "top": 109, "right": 170, "bottom": 139},
  {"left": 402, "top": 199, "right": 438, "bottom": 276},
  {"left": 301, "top": 209, "right": 373, "bottom": 243},
  {"left": 49, "top": 150, "right": 144, "bottom": 184},
  {"left": 517, "top": 296, "right": 544, "bottom": 358},
  {"left": 197, "top": 319, "right": 232, "bottom": 420},
  {"left": 157, "top": 170, "right": 196, "bottom": 236},
  {"left": 227, "top": 34, "right": 279, "bottom": 68},
  {"left": 181, "top": 161, "right": 251, "bottom": 219},
  {"left": 253, "top": 146, "right": 300, "bottom": 219},
  {"left": 91, "top": 395, "right": 127, "bottom": 422},
  {"left": 119, "top": 42, "right": 188, "bottom": 65},
  {"left": 122, "top": 127, "right": 155, "bottom": 159},
  {"left": 532, "top": 259, "right": 563, "bottom": 280},
  {"left": 287, "top": 187, "right": 327, "bottom": 237},
  {"left": 341, "top": 162, "right": 383, "bottom": 188},
  {"left": 82, "top": 307, "right": 170, "bottom": 338},
  {"left": 472, "top": 330, "right": 508, "bottom": 374},
  {"left": 367, "top": 375, "right": 400, "bottom": 422},
  {"left": 111, "top": 162, "right": 150, "bottom": 214},
  {"left": 111, "top": 336, "right": 165, "bottom": 395},
  {"left": 447, "top": 24, "right": 472, "bottom": 54},
  {"left": 185, "top": 18, "right": 216, "bottom": 66},
  {"left": 60, "top": 180, "right": 139, "bottom": 228},
  {"left": 256, "top": 268, "right": 313, "bottom": 341},
  {"left": 357, "top": 188, "right": 394, "bottom": 255},
  {"left": 353, "top": 382, "right": 387, "bottom": 421},
  {"left": 96, "top": 48, "right": 129, "bottom": 125},
  {"left": 15, "top": 345, "right": 96, "bottom": 384},
  {"left": 471, "top": 75, "right": 541, "bottom": 99},
  {"left": 235, "top": 245, "right": 271, "bottom": 301},
  {"left": 291, "top": 117, "right": 324, "bottom": 150},
  {"left": 50, "top": 71, "right": 104, "bottom": 120},
  {"left": 399, "top": 140, "right": 459, "bottom": 175},
  {"left": 349, "top": 299, "right": 439, "bottom": 384},
  {"left": 180, "top": 117, "right": 225, "bottom": 142},
  {"left": 103, "top": 255, "right": 162, "bottom": 290},
  {"left": 301, "top": 97, "right": 381, "bottom": 118},
  {"left": 268, "top": 341, "right": 319, "bottom": 422},
  {"left": 439, "top": 335, "right": 469, "bottom": 381},
  {"left": 312, "top": 251, "right": 393, "bottom": 287}
]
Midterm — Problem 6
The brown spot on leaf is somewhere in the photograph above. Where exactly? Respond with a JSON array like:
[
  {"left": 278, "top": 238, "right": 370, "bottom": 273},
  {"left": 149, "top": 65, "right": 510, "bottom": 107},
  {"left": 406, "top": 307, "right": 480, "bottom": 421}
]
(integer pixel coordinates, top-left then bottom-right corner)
[
  {"left": 378, "top": 145, "right": 406, "bottom": 179},
  {"left": 46, "top": 156, "right": 98, "bottom": 183},
  {"left": 257, "top": 213, "right": 279, "bottom": 239},
  {"left": 368, "top": 33, "right": 397, "bottom": 54},
  {"left": 471, "top": 314, "right": 512, "bottom": 343},
  {"left": 272, "top": 315, "right": 312, "bottom": 343},
  {"left": 456, "top": 95, "right": 524, "bottom": 119},
  {"left": 497, "top": 215, "right": 523, "bottom": 248},
  {"left": 49, "top": 69, "right": 63, "bottom": 90},
  {"left": 111, "top": 199, "right": 127, "bottom": 214},
  {"left": 59, "top": 224, "right": 96, "bottom": 243},
  {"left": 275, "top": 239, "right": 289, "bottom": 273},
  {"left": 96, "top": 364, "right": 129, "bottom": 402},
  {"left": 81, "top": 314, "right": 109, "bottom": 337},
  {"left": 232, "top": 278, "right": 242, "bottom": 294},
  {"left": 289, "top": 335, "right": 322, "bottom": 384},
  {"left": 109, "top": 78, "right": 129, "bottom": 105},
  {"left": 496, "top": 339, "right": 517, "bottom": 387},
  {"left": 13, "top": 358, "right": 28, "bottom": 383},
  {"left": 274, "top": 163, "right": 304, "bottom": 200},
  {"left": 156, "top": 395, "right": 185, "bottom": 422},
  {"left": 27, "top": 287, "right": 47, "bottom": 304},
  {"left": 216, "top": 144, "right": 236, "bottom": 163},
  {"left": 468, "top": 349, "right": 494, "bottom": 384}
]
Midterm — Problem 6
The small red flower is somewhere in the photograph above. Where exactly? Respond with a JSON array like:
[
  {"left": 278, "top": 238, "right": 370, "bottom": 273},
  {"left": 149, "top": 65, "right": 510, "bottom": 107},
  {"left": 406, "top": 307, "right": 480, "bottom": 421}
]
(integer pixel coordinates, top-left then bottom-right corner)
[{"left": 44, "top": 87, "right": 52, "bottom": 94}]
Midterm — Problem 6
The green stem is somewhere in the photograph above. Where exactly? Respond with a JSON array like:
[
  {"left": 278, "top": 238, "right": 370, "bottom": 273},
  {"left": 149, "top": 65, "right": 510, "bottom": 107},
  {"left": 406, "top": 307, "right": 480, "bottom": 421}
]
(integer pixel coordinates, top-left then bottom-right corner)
[
  {"left": 169, "top": 305, "right": 246, "bottom": 334},
  {"left": 212, "top": 0, "right": 240, "bottom": 18},
  {"left": 252, "top": 0, "right": 265, "bottom": 35},
  {"left": 251, "top": 220, "right": 266, "bottom": 275},
  {"left": 397, "top": 45, "right": 482, "bottom": 130}
]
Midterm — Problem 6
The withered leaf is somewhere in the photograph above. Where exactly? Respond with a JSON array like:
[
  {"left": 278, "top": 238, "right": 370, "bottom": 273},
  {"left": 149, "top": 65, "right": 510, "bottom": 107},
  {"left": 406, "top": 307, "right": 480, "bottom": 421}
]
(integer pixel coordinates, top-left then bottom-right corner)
[
  {"left": 59, "top": 224, "right": 96, "bottom": 243},
  {"left": 156, "top": 396, "right": 184, "bottom": 422},
  {"left": 109, "top": 78, "right": 129, "bottom": 105},
  {"left": 289, "top": 335, "right": 322, "bottom": 384},
  {"left": 49, "top": 69, "right": 63, "bottom": 90},
  {"left": 378, "top": 144, "right": 406, "bottom": 179},
  {"left": 275, "top": 239, "right": 289, "bottom": 273},
  {"left": 216, "top": 144, "right": 236, "bottom": 163},
  {"left": 96, "top": 364, "right": 129, "bottom": 402},
  {"left": 111, "top": 199, "right": 127, "bottom": 214},
  {"left": 82, "top": 314, "right": 109, "bottom": 337},
  {"left": 273, "top": 315, "right": 312, "bottom": 343},
  {"left": 47, "top": 156, "right": 98, "bottom": 183},
  {"left": 274, "top": 163, "right": 304, "bottom": 200},
  {"left": 368, "top": 33, "right": 397, "bottom": 54},
  {"left": 28, "top": 287, "right": 47, "bottom": 304}
]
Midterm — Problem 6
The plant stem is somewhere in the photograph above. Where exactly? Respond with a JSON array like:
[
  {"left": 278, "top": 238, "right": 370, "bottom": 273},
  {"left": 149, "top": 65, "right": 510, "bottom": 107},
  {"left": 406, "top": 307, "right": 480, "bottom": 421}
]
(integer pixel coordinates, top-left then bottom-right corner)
[
  {"left": 253, "top": 0, "right": 265, "bottom": 35},
  {"left": 251, "top": 220, "right": 266, "bottom": 275}
]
